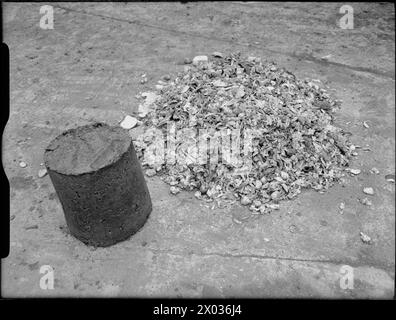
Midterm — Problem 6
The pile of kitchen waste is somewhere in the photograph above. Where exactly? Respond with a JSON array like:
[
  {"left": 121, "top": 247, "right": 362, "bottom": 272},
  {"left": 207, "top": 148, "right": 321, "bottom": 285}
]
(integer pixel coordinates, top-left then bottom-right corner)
[{"left": 134, "top": 52, "right": 353, "bottom": 213}]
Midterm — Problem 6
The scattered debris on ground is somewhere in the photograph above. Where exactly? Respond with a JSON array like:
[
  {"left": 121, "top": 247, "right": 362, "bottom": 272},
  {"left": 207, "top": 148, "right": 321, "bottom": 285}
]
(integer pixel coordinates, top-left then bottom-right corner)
[
  {"left": 183, "top": 57, "right": 192, "bottom": 65},
  {"left": 363, "top": 187, "right": 375, "bottom": 195},
  {"left": 120, "top": 115, "right": 138, "bottom": 129},
  {"left": 38, "top": 168, "right": 47, "bottom": 178},
  {"left": 19, "top": 161, "right": 27, "bottom": 168},
  {"left": 385, "top": 174, "right": 395, "bottom": 183},
  {"left": 347, "top": 168, "right": 361, "bottom": 175},
  {"left": 339, "top": 202, "right": 345, "bottom": 213},
  {"left": 134, "top": 52, "right": 353, "bottom": 213},
  {"left": 321, "top": 54, "right": 332, "bottom": 60},
  {"left": 170, "top": 186, "right": 181, "bottom": 195},
  {"left": 24, "top": 224, "right": 39, "bottom": 230},
  {"left": 140, "top": 74, "right": 147, "bottom": 84},
  {"left": 145, "top": 168, "right": 157, "bottom": 177},
  {"left": 360, "top": 231, "right": 373, "bottom": 244},
  {"left": 360, "top": 197, "right": 372, "bottom": 206},
  {"left": 192, "top": 55, "right": 209, "bottom": 66}
]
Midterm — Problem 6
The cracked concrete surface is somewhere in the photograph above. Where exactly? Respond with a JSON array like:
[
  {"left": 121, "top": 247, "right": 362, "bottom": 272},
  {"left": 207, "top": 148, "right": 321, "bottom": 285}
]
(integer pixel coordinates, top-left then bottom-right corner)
[{"left": 1, "top": 2, "right": 395, "bottom": 298}]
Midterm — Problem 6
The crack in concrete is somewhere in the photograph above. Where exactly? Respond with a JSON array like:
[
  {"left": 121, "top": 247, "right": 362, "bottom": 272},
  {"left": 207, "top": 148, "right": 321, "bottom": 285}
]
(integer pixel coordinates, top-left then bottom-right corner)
[{"left": 53, "top": 5, "right": 395, "bottom": 80}]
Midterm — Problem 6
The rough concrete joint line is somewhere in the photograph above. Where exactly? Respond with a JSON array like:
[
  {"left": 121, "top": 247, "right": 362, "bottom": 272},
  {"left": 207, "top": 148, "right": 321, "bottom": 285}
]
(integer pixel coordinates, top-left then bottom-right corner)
[
  {"left": 148, "top": 248, "right": 393, "bottom": 272},
  {"left": 52, "top": 4, "right": 395, "bottom": 81},
  {"left": 290, "top": 53, "right": 396, "bottom": 80},
  {"left": 196, "top": 251, "right": 386, "bottom": 270}
]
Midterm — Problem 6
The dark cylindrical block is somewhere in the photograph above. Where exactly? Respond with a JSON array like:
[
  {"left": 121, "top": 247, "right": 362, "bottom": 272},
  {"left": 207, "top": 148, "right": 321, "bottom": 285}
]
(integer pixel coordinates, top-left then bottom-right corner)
[{"left": 44, "top": 122, "right": 152, "bottom": 247}]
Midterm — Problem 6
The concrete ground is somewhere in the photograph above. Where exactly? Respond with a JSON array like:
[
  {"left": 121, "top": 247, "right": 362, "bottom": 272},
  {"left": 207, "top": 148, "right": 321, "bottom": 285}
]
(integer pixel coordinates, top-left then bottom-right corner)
[{"left": 1, "top": 2, "right": 395, "bottom": 298}]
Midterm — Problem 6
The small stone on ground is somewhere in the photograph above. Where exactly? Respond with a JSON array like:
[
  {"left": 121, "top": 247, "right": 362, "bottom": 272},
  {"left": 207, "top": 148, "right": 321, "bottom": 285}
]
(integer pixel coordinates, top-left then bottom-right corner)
[
  {"left": 363, "top": 187, "right": 375, "bottom": 195},
  {"left": 120, "top": 115, "right": 138, "bottom": 129},
  {"left": 38, "top": 168, "right": 47, "bottom": 178}
]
